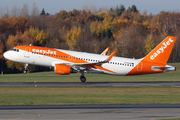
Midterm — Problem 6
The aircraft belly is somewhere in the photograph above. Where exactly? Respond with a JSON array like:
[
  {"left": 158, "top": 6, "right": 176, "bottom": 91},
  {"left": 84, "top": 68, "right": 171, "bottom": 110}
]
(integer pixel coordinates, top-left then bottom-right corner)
[{"left": 101, "top": 64, "right": 134, "bottom": 76}]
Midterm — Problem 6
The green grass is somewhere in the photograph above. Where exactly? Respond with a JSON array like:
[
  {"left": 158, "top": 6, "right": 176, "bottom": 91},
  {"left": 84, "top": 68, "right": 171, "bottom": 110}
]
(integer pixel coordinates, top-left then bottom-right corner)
[
  {"left": 0, "top": 87, "right": 180, "bottom": 105},
  {"left": 0, "top": 63, "right": 180, "bottom": 82},
  {"left": 0, "top": 63, "right": 180, "bottom": 106}
]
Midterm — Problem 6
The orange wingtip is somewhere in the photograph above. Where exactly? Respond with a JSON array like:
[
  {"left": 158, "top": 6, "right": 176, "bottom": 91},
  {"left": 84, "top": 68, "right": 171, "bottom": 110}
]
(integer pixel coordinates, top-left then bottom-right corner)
[
  {"left": 101, "top": 47, "right": 109, "bottom": 55},
  {"left": 106, "top": 51, "right": 116, "bottom": 61}
]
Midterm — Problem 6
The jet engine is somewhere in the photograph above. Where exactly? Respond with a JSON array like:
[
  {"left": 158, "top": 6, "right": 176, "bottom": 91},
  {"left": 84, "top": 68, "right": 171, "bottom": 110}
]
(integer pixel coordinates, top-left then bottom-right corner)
[{"left": 54, "top": 64, "right": 77, "bottom": 75}]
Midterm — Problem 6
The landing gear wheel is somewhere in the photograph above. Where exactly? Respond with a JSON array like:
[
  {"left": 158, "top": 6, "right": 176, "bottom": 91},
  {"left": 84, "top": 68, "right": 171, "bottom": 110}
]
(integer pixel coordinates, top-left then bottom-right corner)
[{"left": 80, "top": 75, "right": 86, "bottom": 83}]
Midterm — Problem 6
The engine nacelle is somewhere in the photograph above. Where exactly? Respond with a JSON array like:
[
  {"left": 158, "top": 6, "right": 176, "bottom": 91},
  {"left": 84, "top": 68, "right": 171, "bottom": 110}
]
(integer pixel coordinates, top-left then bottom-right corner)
[{"left": 54, "top": 64, "right": 77, "bottom": 75}]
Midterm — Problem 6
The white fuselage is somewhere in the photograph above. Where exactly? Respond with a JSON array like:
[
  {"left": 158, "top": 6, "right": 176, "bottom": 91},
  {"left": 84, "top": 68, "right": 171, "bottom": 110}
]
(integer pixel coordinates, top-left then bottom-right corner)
[{"left": 4, "top": 48, "right": 140, "bottom": 75}]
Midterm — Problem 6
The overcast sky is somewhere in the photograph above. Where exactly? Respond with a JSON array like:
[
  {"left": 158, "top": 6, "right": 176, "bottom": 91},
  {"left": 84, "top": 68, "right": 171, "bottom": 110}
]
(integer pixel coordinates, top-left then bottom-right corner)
[{"left": 1, "top": 0, "right": 180, "bottom": 15}]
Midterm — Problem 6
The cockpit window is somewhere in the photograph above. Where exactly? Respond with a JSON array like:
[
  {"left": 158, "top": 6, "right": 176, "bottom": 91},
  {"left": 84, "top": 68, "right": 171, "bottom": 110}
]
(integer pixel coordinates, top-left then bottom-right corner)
[{"left": 11, "top": 49, "right": 19, "bottom": 52}]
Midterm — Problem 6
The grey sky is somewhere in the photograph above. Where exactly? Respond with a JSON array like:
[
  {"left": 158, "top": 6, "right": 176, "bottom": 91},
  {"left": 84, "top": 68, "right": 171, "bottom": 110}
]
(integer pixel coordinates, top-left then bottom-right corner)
[{"left": 1, "top": 0, "right": 180, "bottom": 15}]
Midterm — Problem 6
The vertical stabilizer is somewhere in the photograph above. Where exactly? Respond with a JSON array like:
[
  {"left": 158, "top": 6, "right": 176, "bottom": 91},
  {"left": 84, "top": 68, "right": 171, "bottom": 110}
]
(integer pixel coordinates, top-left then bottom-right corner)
[{"left": 142, "top": 36, "right": 177, "bottom": 65}]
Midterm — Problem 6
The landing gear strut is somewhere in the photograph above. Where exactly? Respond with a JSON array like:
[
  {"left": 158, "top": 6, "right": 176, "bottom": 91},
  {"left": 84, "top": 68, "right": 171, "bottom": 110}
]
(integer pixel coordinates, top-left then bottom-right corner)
[
  {"left": 80, "top": 70, "right": 86, "bottom": 82},
  {"left": 24, "top": 63, "right": 28, "bottom": 74}
]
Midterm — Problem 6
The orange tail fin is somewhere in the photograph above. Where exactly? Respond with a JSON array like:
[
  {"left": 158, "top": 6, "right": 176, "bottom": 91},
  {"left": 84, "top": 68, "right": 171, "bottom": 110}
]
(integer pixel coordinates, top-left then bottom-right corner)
[{"left": 142, "top": 36, "right": 177, "bottom": 65}]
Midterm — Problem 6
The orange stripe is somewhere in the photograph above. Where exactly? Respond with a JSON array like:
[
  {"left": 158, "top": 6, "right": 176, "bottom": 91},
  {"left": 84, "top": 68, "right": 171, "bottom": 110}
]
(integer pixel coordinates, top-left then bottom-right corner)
[{"left": 15, "top": 46, "right": 88, "bottom": 64}]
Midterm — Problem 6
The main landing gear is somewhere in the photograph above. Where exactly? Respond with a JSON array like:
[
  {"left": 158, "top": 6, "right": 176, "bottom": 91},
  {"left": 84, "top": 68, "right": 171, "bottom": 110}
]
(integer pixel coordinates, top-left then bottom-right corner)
[
  {"left": 80, "top": 75, "right": 86, "bottom": 83},
  {"left": 80, "top": 70, "right": 86, "bottom": 82}
]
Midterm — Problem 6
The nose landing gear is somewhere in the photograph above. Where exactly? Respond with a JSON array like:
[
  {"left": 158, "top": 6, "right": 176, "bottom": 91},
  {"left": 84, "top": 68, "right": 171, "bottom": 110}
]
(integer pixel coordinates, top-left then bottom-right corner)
[{"left": 24, "top": 63, "right": 28, "bottom": 73}]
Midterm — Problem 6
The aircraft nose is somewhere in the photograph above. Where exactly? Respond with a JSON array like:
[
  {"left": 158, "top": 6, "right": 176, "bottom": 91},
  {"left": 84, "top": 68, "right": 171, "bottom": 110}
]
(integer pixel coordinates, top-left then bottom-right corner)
[
  {"left": 3, "top": 51, "right": 8, "bottom": 59},
  {"left": 3, "top": 51, "right": 11, "bottom": 60}
]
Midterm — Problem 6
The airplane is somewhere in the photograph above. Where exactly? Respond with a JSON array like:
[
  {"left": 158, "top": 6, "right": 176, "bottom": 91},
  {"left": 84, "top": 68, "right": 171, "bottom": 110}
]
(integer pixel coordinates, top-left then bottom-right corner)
[{"left": 3, "top": 36, "right": 177, "bottom": 82}]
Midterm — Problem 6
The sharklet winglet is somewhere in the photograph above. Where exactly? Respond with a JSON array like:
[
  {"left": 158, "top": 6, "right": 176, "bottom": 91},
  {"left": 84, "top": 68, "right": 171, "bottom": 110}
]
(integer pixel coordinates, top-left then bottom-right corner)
[{"left": 106, "top": 51, "right": 116, "bottom": 62}]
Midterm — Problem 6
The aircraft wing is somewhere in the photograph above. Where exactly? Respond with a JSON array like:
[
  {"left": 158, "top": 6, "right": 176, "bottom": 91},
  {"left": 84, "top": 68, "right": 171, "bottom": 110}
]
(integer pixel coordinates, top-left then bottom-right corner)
[{"left": 62, "top": 51, "right": 116, "bottom": 71}]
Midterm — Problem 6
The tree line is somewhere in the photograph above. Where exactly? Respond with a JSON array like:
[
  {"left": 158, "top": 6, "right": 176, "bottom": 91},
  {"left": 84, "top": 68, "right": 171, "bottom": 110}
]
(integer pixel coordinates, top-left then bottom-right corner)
[{"left": 0, "top": 4, "right": 180, "bottom": 73}]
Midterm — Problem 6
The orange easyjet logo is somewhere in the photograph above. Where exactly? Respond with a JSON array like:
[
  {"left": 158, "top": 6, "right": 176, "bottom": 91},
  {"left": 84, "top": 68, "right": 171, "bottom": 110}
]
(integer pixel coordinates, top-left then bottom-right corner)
[{"left": 150, "top": 38, "right": 174, "bottom": 60}]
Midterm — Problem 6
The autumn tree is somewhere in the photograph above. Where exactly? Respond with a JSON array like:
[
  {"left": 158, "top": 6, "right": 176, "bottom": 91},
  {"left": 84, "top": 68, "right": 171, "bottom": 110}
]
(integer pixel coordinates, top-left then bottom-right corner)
[
  {"left": 55, "top": 10, "right": 68, "bottom": 20},
  {"left": 0, "top": 17, "right": 29, "bottom": 35},
  {"left": 29, "top": 26, "right": 47, "bottom": 45},
  {"left": 112, "top": 23, "right": 146, "bottom": 58},
  {"left": 96, "top": 11, "right": 109, "bottom": 18},
  {"left": 90, "top": 16, "right": 113, "bottom": 39},
  {"left": 75, "top": 11, "right": 98, "bottom": 25},
  {"left": 64, "top": 26, "right": 84, "bottom": 50},
  {"left": 144, "top": 34, "right": 155, "bottom": 55},
  {"left": 151, "top": 11, "right": 180, "bottom": 35}
]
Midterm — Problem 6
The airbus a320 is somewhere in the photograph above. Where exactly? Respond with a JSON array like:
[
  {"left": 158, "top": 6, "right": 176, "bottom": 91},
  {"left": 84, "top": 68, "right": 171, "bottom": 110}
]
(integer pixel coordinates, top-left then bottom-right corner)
[{"left": 3, "top": 36, "right": 177, "bottom": 82}]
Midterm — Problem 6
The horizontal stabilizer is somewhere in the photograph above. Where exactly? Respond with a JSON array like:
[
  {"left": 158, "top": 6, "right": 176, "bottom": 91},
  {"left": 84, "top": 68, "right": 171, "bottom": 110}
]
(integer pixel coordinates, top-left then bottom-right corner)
[{"left": 151, "top": 65, "right": 176, "bottom": 72}]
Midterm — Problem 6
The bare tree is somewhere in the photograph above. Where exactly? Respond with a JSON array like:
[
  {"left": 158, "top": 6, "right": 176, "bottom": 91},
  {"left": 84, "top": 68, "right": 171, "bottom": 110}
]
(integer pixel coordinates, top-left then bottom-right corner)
[
  {"left": 90, "top": 4, "right": 97, "bottom": 14},
  {"left": 11, "top": 6, "right": 18, "bottom": 17},
  {"left": 31, "top": 2, "right": 39, "bottom": 17},
  {"left": 82, "top": 5, "right": 89, "bottom": 13},
  {"left": 0, "top": 7, "right": 5, "bottom": 18},
  {"left": 5, "top": 6, "right": 10, "bottom": 18},
  {"left": 98, "top": 6, "right": 109, "bottom": 12},
  {"left": 21, "top": 4, "right": 29, "bottom": 18}
]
